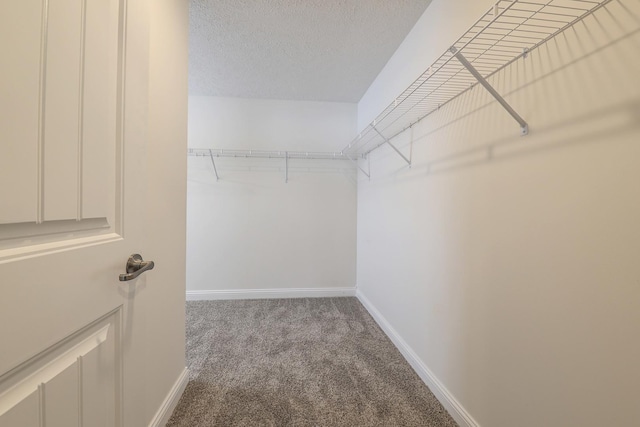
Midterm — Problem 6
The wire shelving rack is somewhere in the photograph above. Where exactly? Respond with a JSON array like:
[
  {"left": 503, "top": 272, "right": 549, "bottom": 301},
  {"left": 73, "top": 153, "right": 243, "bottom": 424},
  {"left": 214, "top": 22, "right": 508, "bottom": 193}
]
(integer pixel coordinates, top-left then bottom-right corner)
[
  {"left": 190, "top": 0, "right": 617, "bottom": 180},
  {"left": 342, "top": 0, "right": 614, "bottom": 174},
  {"left": 187, "top": 148, "right": 351, "bottom": 182}
]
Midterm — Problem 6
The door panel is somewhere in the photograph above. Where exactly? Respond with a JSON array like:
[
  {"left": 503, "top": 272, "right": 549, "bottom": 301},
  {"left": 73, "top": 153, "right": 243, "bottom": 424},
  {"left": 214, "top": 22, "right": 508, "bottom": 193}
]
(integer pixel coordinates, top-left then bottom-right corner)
[
  {"left": 0, "top": 1, "right": 42, "bottom": 224},
  {"left": 45, "top": 364, "right": 80, "bottom": 427},
  {"left": 82, "top": 342, "right": 118, "bottom": 426},
  {"left": 0, "top": 0, "right": 119, "bottom": 248},
  {"left": 0, "top": 391, "right": 39, "bottom": 427},
  {"left": 0, "top": 311, "right": 120, "bottom": 427},
  {"left": 82, "top": 0, "right": 119, "bottom": 221},
  {"left": 43, "top": 0, "right": 83, "bottom": 221}
]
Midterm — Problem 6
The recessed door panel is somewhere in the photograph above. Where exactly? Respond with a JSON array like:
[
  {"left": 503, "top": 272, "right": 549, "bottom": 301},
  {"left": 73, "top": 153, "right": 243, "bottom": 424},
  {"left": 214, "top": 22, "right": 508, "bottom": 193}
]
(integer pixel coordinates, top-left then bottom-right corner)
[
  {"left": 82, "top": 0, "right": 119, "bottom": 221},
  {"left": 0, "top": 390, "right": 39, "bottom": 427},
  {"left": 0, "top": 311, "right": 119, "bottom": 427},
  {"left": 0, "top": 0, "right": 120, "bottom": 251},
  {"left": 82, "top": 343, "right": 116, "bottom": 426},
  {"left": 0, "top": 1, "right": 42, "bottom": 224},
  {"left": 44, "top": 363, "right": 79, "bottom": 427},
  {"left": 43, "top": 0, "right": 83, "bottom": 222}
]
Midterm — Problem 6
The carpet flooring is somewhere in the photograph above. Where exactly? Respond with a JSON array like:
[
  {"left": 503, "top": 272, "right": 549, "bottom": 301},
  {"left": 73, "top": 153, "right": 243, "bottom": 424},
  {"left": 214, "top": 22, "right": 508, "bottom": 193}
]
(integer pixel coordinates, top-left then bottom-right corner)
[{"left": 167, "top": 297, "right": 458, "bottom": 427}]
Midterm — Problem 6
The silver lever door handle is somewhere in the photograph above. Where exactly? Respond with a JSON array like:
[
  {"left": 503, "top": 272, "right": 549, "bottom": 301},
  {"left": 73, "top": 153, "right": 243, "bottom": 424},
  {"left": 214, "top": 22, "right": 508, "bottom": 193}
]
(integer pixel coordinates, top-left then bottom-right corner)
[{"left": 119, "top": 254, "right": 155, "bottom": 281}]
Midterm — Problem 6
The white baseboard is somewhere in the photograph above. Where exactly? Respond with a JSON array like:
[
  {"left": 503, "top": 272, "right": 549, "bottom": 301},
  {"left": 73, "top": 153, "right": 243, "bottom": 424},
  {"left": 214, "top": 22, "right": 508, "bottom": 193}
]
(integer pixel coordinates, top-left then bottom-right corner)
[
  {"left": 148, "top": 367, "right": 189, "bottom": 427},
  {"left": 186, "top": 287, "right": 357, "bottom": 301},
  {"left": 356, "top": 290, "right": 480, "bottom": 427}
]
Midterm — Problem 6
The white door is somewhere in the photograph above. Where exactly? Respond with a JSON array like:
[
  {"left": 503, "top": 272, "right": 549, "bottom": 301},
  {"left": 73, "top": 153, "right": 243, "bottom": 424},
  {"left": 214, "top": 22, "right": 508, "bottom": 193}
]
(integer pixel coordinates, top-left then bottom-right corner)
[{"left": 0, "top": 1, "right": 187, "bottom": 426}]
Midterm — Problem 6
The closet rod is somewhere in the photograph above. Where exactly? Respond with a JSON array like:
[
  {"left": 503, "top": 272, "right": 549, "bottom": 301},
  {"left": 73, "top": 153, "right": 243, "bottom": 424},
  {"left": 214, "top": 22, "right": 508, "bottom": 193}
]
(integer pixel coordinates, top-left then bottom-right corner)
[
  {"left": 188, "top": 147, "right": 353, "bottom": 182},
  {"left": 188, "top": 148, "right": 350, "bottom": 161}
]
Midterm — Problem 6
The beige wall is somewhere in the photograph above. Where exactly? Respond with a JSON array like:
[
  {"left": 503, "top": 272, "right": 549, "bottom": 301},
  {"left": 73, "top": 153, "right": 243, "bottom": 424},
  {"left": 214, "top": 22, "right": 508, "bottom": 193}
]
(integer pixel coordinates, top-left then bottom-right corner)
[{"left": 356, "top": 1, "right": 640, "bottom": 426}]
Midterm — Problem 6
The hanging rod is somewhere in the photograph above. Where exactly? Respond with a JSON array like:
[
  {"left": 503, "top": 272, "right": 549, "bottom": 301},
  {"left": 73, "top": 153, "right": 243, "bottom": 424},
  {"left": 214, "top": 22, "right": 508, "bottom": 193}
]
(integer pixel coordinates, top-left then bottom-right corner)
[
  {"left": 188, "top": 148, "right": 352, "bottom": 183},
  {"left": 188, "top": 148, "right": 349, "bottom": 160},
  {"left": 343, "top": 0, "right": 614, "bottom": 169}
]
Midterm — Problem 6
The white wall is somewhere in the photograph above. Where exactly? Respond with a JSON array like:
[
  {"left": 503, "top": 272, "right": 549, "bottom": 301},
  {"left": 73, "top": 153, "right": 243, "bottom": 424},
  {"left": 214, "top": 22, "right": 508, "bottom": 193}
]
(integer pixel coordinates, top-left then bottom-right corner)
[
  {"left": 187, "top": 97, "right": 357, "bottom": 297},
  {"left": 189, "top": 96, "right": 356, "bottom": 151},
  {"left": 356, "top": 1, "right": 640, "bottom": 426}
]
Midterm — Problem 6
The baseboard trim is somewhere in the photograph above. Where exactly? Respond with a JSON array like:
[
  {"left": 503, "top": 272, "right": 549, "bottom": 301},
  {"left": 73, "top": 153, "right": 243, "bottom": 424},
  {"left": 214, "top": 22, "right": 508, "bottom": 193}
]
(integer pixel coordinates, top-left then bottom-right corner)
[
  {"left": 148, "top": 367, "right": 189, "bottom": 427},
  {"left": 356, "top": 290, "right": 480, "bottom": 427},
  {"left": 186, "top": 287, "right": 357, "bottom": 301}
]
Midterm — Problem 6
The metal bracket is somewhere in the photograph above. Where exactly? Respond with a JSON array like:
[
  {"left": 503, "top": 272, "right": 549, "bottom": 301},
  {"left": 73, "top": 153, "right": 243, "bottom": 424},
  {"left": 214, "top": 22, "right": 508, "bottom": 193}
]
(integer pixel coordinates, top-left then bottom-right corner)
[
  {"left": 372, "top": 126, "right": 412, "bottom": 166},
  {"left": 450, "top": 46, "right": 529, "bottom": 136},
  {"left": 345, "top": 152, "right": 370, "bottom": 179},
  {"left": 208, "top": 149, "right": 219, "bottom": 181}
]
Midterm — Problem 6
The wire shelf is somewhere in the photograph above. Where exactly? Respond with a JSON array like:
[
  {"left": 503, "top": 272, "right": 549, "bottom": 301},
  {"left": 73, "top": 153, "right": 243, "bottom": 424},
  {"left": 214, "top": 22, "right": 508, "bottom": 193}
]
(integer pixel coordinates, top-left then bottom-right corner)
[
  {"left": 188, "top": 148, "right": 352, "bottom": 182},
  {"left": 188, "top": 148, "right": 349, "bottom": 160},
  {"left": 343, "top": 0, "right": 613, "bottom": 158}
]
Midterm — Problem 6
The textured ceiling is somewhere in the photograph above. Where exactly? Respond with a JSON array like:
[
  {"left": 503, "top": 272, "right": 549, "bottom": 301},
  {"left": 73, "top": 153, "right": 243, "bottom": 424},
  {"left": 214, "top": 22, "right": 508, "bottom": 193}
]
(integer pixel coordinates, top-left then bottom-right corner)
[{"left": 189, "top": 0, "right": 432, "bottom": 102}]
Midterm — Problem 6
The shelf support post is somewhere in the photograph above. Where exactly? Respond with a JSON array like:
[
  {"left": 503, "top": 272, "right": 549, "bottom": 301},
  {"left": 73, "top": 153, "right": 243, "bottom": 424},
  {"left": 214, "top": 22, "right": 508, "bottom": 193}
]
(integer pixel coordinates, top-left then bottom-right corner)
[
  {"left": 285, "top": 151, "right": 289, "bottom": 183},
  {"left": 373, "top": 126, "right": 412, "bottom": 166},
  {"left": 450, "top": 46, "right": 529, "bottom": 136},
  {"left": 208, "top": 149, "right": 219, "bottom": 181}
]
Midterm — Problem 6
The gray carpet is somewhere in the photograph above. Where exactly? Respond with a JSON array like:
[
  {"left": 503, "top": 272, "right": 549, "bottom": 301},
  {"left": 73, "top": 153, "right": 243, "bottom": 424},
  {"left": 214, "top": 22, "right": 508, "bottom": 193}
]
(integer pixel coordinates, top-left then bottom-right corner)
[{"left": 167, "top": 297, "right": 458, "bottom": 427}]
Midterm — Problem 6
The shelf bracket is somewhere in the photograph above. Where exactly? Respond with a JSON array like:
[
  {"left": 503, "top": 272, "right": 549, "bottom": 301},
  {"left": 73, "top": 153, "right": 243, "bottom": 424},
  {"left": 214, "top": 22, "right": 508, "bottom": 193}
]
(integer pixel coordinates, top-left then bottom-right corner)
[
  {"left": 373, "top": 126, "right": 412, "bottom": 166},
  {"left": 208, "top": 149, "right": 219, "bottom": 181},
  {"left": 450, "top": 47, "right": 529, "bottom": 136},
  {"left": 345, "top": 152, "right": 370, "bottom": 179}
]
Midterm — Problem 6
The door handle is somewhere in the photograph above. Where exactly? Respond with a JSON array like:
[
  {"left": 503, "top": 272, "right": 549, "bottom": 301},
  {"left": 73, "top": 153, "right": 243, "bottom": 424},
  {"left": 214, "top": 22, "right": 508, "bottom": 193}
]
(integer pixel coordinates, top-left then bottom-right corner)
[{"left": 119, "top": 254, "right": 155, "bottom": 281}]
